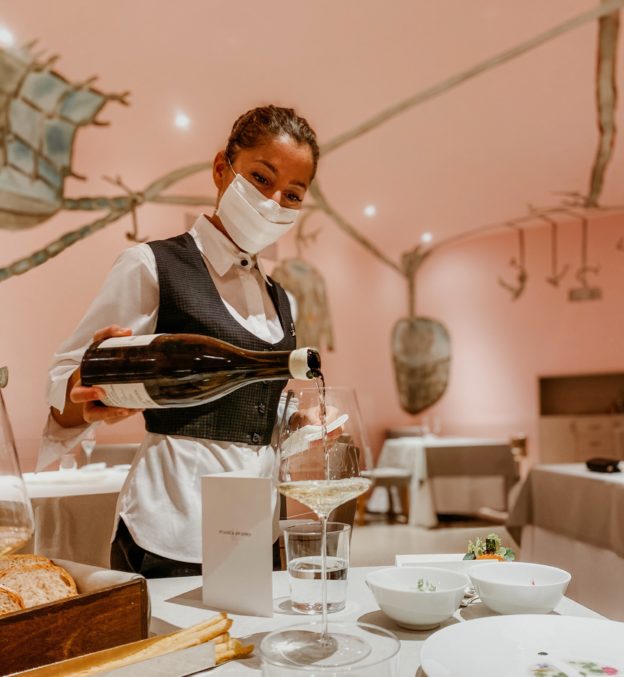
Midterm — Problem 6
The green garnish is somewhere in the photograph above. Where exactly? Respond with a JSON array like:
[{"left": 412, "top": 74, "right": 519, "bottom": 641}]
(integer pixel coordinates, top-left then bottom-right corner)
[
  {"left": 414, "top": 577, "right": 437, "bottom": 592},
  {"left": 463, "top": 533, "right": 516, "bottom": 561}
]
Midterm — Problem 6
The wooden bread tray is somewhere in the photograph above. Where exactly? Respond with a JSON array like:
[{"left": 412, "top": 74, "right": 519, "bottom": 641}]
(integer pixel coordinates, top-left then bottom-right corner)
[{"left": 0, "top": 559, "right": 148, "bottom": 675}]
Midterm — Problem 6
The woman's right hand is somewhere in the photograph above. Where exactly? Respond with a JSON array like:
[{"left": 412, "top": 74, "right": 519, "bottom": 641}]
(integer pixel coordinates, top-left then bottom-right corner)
[{"left": 69, "top": 325, "right": 142, "bottom": 425}]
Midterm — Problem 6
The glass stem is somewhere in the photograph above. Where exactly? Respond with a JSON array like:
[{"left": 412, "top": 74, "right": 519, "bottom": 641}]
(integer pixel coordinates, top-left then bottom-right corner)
[{"left": 320, "top": 515, "right": 328, "bottom": 637}]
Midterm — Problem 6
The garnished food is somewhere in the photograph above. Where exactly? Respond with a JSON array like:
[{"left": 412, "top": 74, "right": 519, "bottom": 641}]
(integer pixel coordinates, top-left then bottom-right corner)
[
  {"left": 412, "top": 577, "right": 437, "bottom": 592},
  {"left": 463, "top": 533, "right": 515, "bottom": 561}
]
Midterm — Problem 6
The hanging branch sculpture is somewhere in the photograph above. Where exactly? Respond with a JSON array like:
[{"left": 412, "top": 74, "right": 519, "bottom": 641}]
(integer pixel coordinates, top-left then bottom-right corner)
[
  {"left": 2, "top": 0, "right": 624, "bottom": 283},
  {"left": 536, "top": 212, "right": 570, "bottom": 287},
  {"left": 586, "top": 1, "right": 620, "bottom": 207},
  {"left": 498, "top": 224, "right": 528, "bottom": 300},
  {"left": 566, "top": 211, "right": 602, "bottom": 300},
  {"left": 389, "top": 245, "right": 451, "bottom": 414}
]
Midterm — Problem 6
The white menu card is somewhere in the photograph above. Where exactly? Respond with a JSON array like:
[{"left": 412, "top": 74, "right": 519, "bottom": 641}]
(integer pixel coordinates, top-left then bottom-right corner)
[{"left": 201, "top": 474, "right": 273, "bottom": 617}]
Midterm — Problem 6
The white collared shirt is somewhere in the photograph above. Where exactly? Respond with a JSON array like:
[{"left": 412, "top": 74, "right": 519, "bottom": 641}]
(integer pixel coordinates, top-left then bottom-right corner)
[{"left": 40, "top": 215, "right": 295, "bottom": 562}]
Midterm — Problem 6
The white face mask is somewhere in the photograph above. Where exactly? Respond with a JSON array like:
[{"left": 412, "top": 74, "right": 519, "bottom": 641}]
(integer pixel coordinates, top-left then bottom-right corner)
[{"left": 215, "top": 172, "right": 300, "bottom": 254}]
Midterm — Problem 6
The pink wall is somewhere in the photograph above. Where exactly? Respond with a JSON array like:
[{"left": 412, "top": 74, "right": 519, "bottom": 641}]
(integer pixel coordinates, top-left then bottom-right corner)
[
  {"left": 1, "top": 1, "right": 624, "bottom": 469},
  {"left": 279, "top": 210, "right": 624, "bottom": 464}
]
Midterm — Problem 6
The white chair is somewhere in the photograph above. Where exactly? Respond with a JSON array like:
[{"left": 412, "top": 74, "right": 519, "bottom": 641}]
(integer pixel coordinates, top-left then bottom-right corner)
[{"left": 357, "top": 434, "right": 412, "bottom": 525}]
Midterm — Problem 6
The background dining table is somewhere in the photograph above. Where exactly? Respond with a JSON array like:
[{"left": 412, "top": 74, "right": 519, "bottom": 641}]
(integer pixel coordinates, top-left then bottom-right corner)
[
  {"left": 22, "top": 467, "right": 128, "bottom": 567},
  {"left": 372, "top": 436, "right": 518, "bottom": 527},
  {"left": 146, "top": 565, "right": 604, "bottom": 676},
  {"left": 507, "top": 462, "right": 624, "bottom": 621}
]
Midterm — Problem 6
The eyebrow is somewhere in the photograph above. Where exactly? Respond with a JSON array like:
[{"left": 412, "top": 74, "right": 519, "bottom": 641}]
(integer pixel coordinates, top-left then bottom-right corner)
[{"left": 256, "top": 160, "right": 308, "bottom": 190}]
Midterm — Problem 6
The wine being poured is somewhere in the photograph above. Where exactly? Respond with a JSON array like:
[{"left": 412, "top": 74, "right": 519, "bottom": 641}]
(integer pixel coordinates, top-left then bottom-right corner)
[{"left": 275, "top": 382, "right": 373, "bottom": 668}]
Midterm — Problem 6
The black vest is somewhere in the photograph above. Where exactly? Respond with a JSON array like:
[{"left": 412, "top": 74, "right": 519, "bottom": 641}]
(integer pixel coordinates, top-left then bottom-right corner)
[{"left": 143, "top": 232, "right": 296, "bottom": 444}]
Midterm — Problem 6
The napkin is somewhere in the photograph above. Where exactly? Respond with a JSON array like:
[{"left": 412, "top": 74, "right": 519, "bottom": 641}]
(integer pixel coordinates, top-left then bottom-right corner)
[
  {"left": 53, "top": 558, "right": 146, "bottom": 595},
  {"left": 281, "top": 414, "right": 349, "bottom": 457}
]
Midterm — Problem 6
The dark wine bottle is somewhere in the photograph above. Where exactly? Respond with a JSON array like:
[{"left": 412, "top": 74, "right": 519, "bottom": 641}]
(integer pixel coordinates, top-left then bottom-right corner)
[{"left": 80, "top": 333, "right": 321, "bottom": 409}]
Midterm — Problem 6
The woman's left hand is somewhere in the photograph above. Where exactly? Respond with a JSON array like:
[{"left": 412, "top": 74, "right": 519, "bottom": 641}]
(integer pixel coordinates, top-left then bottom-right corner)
[{"left": 289, "top": 405, "right": 344, "bottom": 441}]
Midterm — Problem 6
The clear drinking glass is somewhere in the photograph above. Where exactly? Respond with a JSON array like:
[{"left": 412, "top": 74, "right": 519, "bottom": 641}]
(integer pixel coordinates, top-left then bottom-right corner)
[
  {"left": 285, "top": 522, "right": 350, "bottom": 614},
  {"left": 272, "top": 386, "right": 374, "bottom": 667},
  {"left": 0, "top": 390, "right": 34, "bottom": 557}
]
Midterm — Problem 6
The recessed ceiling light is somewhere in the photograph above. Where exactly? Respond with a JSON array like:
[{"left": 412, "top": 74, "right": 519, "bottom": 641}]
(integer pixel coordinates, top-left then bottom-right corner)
[
  {"left": 363, "top": 205, "right": 376, "bottom": 217},
  {"left": 174, "top": 112, "right": 191, "bottom": 129},
  {"left": 0, "top": 27, "right": 15, "bottom": 48},
  {"left": 421, "top": 232, "right": 433, "bottom": 243}
]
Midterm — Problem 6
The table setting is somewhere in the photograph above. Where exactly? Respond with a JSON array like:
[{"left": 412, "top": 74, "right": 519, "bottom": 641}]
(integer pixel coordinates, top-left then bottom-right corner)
[{"left": 2, "top": 385, "right": 623, "bottom": 675}]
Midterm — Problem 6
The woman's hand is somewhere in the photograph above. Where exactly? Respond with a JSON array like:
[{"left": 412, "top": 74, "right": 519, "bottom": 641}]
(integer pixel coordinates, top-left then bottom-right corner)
[
  {"left": 289, "top": 405, "right": 344, "bottom": 442},
  {"left": 53, "top": 325, "right": 142, "bottom": 427}
]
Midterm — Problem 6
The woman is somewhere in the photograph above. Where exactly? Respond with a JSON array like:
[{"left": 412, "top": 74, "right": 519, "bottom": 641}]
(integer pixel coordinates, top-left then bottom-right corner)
[{"left": 42, "top": 105, "right": 320, "bottom": 577}]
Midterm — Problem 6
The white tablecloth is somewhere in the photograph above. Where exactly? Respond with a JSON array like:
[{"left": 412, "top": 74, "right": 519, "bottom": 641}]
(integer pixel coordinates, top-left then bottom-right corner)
[
  {"left": 374, "top": 436, "right": 515, "bottom": 527},
  {"left": 508, "top": 463, "right": 624, "bottom": 620},
  {"left": 147, "top": 566, "right": 603, "bottom": 676},
  {"left": 22, "top": 469, "right": 127, "bottom": 567}
]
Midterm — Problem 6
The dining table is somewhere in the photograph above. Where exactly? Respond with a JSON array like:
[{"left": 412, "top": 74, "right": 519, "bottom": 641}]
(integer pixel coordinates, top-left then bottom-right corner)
[
  {"left": 22, "top": 466, "right": 129, "bottom": 568},
  {"left": 146, "top": 565, "right": 605, "bottom": 676},
  {"left": 372, "top": 436, "right": 518, "bottom": 527},
  {"left": 507, "top": 462, "right": 624, "bottom": 621}
]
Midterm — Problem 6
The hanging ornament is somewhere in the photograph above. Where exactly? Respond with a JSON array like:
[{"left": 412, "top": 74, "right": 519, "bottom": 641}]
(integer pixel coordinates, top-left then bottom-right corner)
[
  {"left": 391, "top": 247, "right": 451, "bottom": 415},
  {"left": 498, "top": 224, "right": 528, "bottom": 300},
  {"left": 271, "top": 257, "right": 335, "bottom": 352}
]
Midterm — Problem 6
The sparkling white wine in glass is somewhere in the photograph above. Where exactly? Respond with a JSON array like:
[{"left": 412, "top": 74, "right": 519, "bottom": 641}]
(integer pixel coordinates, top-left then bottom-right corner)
[
  {"left": 279, "top": 477, "right": 372, "bottom": 518},
  {"left": 275, "top": 385, "right": 375, "bottom": 668}
]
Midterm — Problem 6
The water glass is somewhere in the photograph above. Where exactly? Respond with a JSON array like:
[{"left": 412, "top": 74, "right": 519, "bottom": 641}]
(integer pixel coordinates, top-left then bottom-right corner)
[
  {"left": 285, "top": 522, "right": 350, "bottom": 614},
  {"left": 59, "top": 452, "right": 77, "bottom": 472}
]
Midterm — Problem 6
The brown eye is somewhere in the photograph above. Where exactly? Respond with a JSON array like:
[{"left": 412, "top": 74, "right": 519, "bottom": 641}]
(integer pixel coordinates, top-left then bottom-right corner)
[{"left": 251, "top": 172, "right": 269, "bottom": 186}]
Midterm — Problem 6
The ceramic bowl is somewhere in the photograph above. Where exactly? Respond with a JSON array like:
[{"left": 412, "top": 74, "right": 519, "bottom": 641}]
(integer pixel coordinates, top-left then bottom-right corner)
[
  {"left": 366, "top": 566, "right": 469, "bottom": 630},
  {"left": 469, "top": 561, "right": 571, "bottom": 614}
]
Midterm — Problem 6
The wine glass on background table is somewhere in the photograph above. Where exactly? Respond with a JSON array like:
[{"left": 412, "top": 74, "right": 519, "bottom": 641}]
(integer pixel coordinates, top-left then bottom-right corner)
[
  {"left": 81, "top": 439, "right": 96, "bottom": 468},
  {"left": 268, "top": 385, "right": 378, "bottom": 668},
  {"left": 0, "top": 390, "right": 34, "bottom": 557}
]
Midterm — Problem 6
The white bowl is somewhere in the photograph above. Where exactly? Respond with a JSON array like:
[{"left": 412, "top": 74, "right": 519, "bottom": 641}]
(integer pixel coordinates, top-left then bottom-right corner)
[
  {"left": 366, "top": 566, "right": 469, "bottom": 630},
  {"left": 469, "top": 561, "right": 571, "bottom": 614}
]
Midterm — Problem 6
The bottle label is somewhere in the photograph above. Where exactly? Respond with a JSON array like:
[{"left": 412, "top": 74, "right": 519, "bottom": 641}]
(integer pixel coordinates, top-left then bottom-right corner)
[
  {"left": 98, "top": 383, "right": 162, "bottom": 409},
  {"left": 97, "top": 334, "right": 161, "bottom": 349}
]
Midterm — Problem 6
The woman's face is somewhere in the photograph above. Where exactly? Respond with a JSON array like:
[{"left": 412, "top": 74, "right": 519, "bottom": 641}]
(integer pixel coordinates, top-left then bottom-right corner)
[{"left": 213, "top": 134, "right": 315, "bottom": 211}]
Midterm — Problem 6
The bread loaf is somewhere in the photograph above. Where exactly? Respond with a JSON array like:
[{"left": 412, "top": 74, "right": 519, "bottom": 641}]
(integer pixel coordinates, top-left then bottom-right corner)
[
  {"left": 0, "top": 553, "right": 52, "bottom": 570},
  {"left": 0, "top": 563, "right": 77, "bottom": 609},
  {"left": 0, "top": 584, "right": 25, "bottom": 614}
]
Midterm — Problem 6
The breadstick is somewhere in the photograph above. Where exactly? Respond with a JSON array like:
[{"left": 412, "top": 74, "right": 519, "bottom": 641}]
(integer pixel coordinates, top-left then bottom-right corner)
[{"left": 68, "top": 615, "right": 232, "bottom": 676}]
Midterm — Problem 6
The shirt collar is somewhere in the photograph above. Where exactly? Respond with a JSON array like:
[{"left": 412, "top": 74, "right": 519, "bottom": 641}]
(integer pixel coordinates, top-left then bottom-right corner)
[{"left": 191, "top": 214, "right": 271, "bottom": 284}]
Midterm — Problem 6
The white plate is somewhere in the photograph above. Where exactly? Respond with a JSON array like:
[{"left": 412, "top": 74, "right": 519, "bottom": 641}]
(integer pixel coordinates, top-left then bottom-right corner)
[
  {"left": 112, "top": 463, "right": 132, "bottom": 472},
  {"left": 420, "top": 615, "right": 624, "bottom": 677},
  {"left": 395, "top": 553, "right": 476, "bottom": 575}
]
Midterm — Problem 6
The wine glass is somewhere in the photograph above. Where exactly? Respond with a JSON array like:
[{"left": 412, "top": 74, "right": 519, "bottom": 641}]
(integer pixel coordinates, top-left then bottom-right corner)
[
  {"left": 271, "top": 385, "right": 375, "bottom": 668},
  {"left": 0, "top": 390, "right": 34, "bottom": 557},
  {"left": 81, "top": 439, "right": 96, "bottom": 468}
]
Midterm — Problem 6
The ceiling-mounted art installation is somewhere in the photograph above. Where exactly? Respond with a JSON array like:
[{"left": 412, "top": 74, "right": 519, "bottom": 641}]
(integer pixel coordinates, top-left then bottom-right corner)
[{"left": 1, "top": 1, "right": 624, "bottom": 415}]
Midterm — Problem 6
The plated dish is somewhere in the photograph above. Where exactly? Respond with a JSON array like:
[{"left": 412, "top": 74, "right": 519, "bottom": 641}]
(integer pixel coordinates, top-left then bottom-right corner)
[{"left": 420, "top": 615, "right": 624, "bottom": 677}]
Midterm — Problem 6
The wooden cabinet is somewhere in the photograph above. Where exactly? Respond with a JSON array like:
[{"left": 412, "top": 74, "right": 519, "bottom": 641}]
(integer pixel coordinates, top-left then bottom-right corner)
[
  {"left": 538, "top": 372, "right": 624, "bottom": 463},
  {"left": 539, "top": 415, "right": 624, "bottom": 463}
]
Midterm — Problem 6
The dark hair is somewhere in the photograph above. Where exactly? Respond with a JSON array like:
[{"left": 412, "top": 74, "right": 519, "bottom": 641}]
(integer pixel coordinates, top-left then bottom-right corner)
[{"left": 225, "top": 105, "right": 320, "bottom": 178}]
